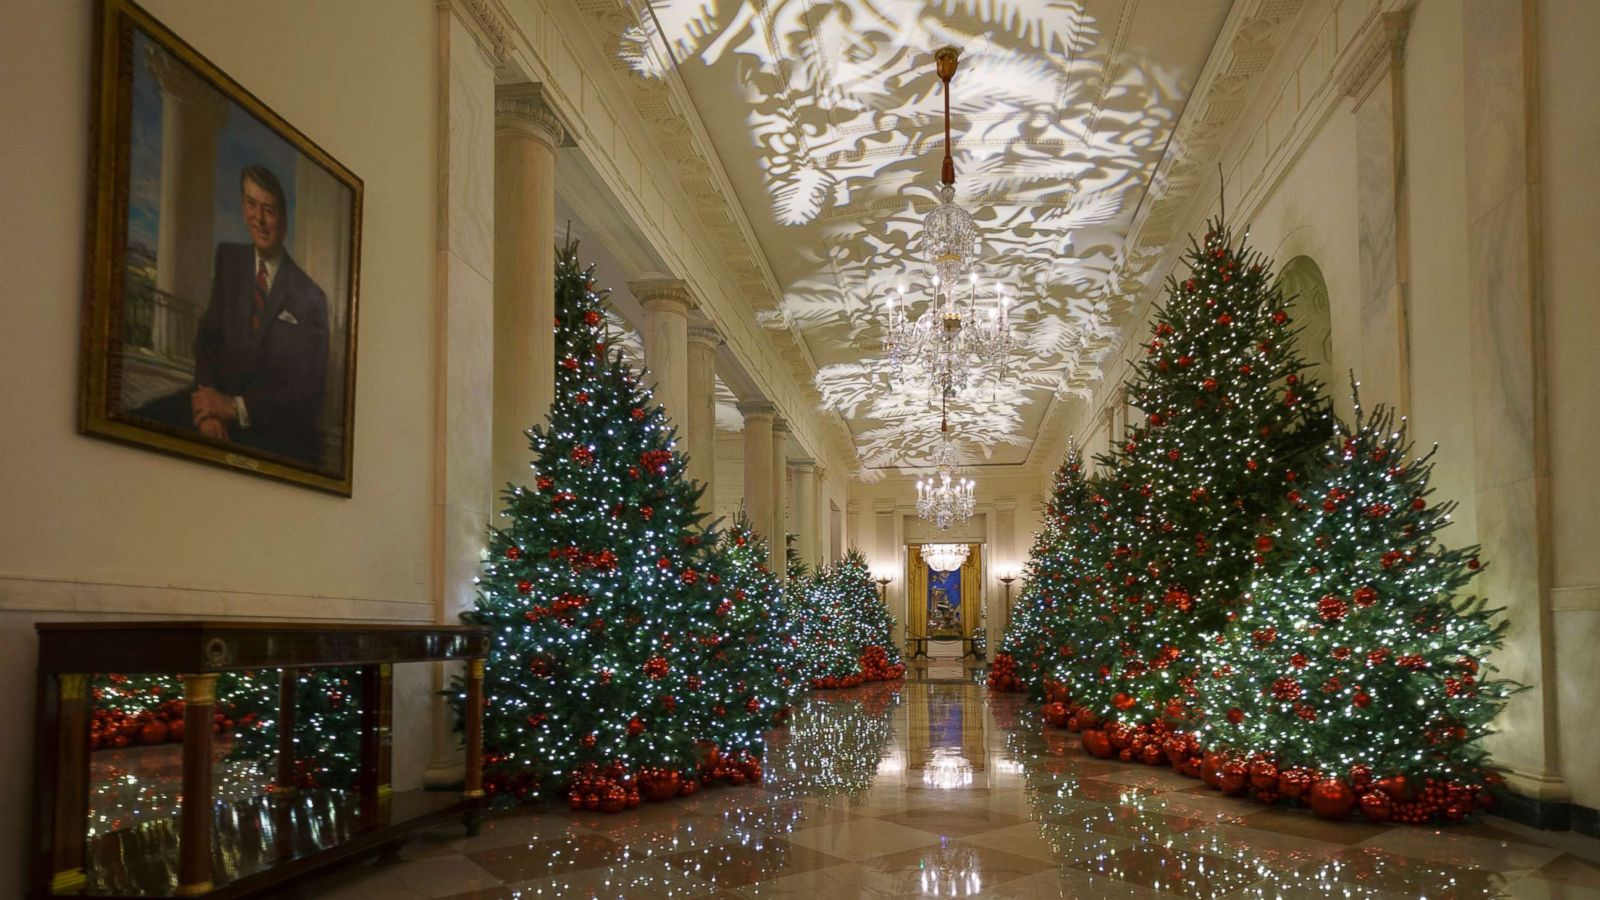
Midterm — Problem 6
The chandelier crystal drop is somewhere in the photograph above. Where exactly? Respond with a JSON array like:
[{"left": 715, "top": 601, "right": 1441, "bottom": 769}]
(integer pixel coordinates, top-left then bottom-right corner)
[
  {"left": 882, "top": 46, "right": 1015, "bottom": 400},
  {"left": 921, "top": 543, "right": 971, "bottom": 575}
]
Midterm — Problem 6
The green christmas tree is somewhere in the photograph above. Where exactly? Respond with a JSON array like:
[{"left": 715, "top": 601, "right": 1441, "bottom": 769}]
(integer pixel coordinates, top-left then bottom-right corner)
[
  {"left": 792, "top": 566, "right": 864, "bottom": 689},
  {"left": 463, "top": 243, "right": 776, "bottom": 803},
  {"left": 993, "top": 442, "right": 1107, "bottom": 698},
  {"left": 710, "top": 511, "right": 803, "bottom": 733},
  {"left": 1195, "top": 397, "right": 1515, "bottom": 823},
  {"left": 830, "top": 549, "right": 904, "bottom": 682},
  {"left": 1062, "top": 219, "right": 1333, "bottom": 736}
]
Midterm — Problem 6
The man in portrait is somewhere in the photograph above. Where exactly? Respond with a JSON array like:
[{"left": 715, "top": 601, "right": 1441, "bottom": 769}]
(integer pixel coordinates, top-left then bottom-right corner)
[{"left": 137, "top": 165, "right": 329, "bottom": 466}]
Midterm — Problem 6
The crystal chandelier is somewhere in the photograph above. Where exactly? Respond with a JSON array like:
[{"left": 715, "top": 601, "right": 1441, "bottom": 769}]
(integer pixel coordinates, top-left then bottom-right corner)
[
  {"left": 882, "top": 46, "right": 1014, "bottom": 400},
  {"left": 921, "top": 543, "right": 971, "bottom": 575},
  {"left": 916, "top": 419, "right": 975, "bottom": 530}
]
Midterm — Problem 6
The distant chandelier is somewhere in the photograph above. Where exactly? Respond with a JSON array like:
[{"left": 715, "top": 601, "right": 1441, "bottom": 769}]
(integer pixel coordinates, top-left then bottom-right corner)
[
  {"left": 882, "top": 46, "right": 1014, "bottom": 400},
  {"left": 922, "top": 543, "right": 971, "bottom": 575},
  {"left": 916, "top": 418, "right": 975, "bottom": 531}
]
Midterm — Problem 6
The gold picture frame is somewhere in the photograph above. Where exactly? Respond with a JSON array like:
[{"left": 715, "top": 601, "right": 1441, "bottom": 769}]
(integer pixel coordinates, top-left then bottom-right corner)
[{"left": 80, "top": 0, "right": 363, "bottom": 495}]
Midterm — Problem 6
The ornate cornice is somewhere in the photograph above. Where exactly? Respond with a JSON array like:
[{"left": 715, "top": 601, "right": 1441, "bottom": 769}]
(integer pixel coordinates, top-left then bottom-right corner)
[
  {"left": 440, "top": 0, "right": 511, "bottom": 65},
  {"left": 1337, "top": 10, "right": 1411, "bottom": 102}
]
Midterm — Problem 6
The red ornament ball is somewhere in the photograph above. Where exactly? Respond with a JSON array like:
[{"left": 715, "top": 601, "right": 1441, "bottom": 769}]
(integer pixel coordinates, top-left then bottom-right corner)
[{"left": 1308, "top": 779, "right": 1357, "bottom": 820}]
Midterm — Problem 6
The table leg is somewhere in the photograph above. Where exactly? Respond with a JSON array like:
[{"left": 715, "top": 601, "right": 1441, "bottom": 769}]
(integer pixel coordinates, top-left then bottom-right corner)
[
  {"left": 464, "top": 658, "right": 485, "bottom": 836},
  {"left": 176, "top": 673, "right": 218, "bottom": 897},
  {"left": 359, "top": 664, "right": 393, "bottom": 831},
  {"left": 34, "top": 673, "right": 89, "bottom": 896}
]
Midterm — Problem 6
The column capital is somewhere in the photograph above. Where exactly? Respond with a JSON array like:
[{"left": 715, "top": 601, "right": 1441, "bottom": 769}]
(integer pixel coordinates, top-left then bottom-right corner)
[
  {"left": 737, "top": 400, "right": 777, "bottom": 420},
  {"left": 686, "top": 322, "right": 723, "bottom": 350},
  {"left": 993, "top": 498, "right": 1018, "bottom": 513},
  {"left": 630, "top": 278, "right": 695, "bottom": 316},
  {"left": 789, "top": 457, "right": 816, "bottom": 473},
  {"left": 496, "top": 83, "right": 567, "bottom": 149},
  {"left": 874, "top": 498, "right": 897, "bottom": 514},
  {"left": 1338, "top": 10, "right": 1411, "bottom": 102},
  {"left": 771, "top": 416, "right": 790, "bottom": 436}
]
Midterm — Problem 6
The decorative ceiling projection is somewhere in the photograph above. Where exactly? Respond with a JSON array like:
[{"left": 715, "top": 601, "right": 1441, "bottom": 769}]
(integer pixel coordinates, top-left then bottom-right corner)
[{"left": 619, "top": 0, "right": 1232, "bottom": 470}]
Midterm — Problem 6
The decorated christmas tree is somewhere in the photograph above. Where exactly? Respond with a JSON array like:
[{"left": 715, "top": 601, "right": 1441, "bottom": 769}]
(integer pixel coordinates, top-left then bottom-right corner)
[
  {"left": 1194, "top": 397, "right": 1515, "bottom": 822},
  {"left": 792, "top": 567, "right": 865, "bottom": 689},
  {"left": 833, "top": 549, "right": 905, "bottom": 683},
  {"left": 1062, "top": 219, "right": 1333, "bottom": 738},
  {"left": 992, "top": 442, "right": 1107, "bottom": 698},
  {"left": 463, "top": 243, "right": 769, "bottom": 807},
  {"left": 710, "top": 511, "right": 803, "bottom": 732}
]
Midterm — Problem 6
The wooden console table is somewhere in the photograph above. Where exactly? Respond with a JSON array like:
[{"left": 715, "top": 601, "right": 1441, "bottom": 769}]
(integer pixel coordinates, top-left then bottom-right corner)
[
  {"left": 30, "top": 621, "right": 489, "bottom": 899},
  {"left": 905, "top": 635, "right": 979, "bottom": 660}
]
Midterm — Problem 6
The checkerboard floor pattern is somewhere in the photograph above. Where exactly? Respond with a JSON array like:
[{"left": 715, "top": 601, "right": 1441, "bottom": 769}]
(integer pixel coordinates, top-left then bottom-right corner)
[{"left": 272, "top": 683, "right": 1600, "bottom": 899}]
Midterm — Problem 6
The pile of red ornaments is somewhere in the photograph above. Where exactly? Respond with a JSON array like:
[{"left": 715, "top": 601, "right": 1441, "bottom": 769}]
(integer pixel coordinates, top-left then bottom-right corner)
[
  {"left": 700, "top": 748, "right": 763, "bottom": 787},
  {"left": 566, "top": 762, "right": 642, "bottom": 813},
  {"left": 858, "top": 646, "right": 905, "bottom": 682},
  {"left": 1042, "top": 699, "right": 1500, "bottom": 825},
  {"left": 810, "top": 670, "right": 864, "bottom": 690},
  {"left": 987, "top": 653, "right": 1024, "bottom": 692},
  {"left": 89, "top": 700, "right": 239, "bottom": 751}
]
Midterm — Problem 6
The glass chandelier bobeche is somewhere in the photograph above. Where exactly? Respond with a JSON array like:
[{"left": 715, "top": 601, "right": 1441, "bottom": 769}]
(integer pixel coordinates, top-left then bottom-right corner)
[
  {"left": 916, "top": 428, "right": 975, "bottom": 530},
  {"left": 882, "top": 46, "right": 1014, "bottom": 400}
]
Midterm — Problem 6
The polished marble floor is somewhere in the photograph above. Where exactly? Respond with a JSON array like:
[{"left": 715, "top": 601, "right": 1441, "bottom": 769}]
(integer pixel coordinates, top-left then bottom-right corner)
[{"left": 276, "top": 682, "right": 1600, "bottom": 899}]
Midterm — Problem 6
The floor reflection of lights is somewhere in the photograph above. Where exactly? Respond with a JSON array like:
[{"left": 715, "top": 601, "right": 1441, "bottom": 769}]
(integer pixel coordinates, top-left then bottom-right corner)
[{"left": 263, "top": 682, "right": 1596, "bottom": 899}]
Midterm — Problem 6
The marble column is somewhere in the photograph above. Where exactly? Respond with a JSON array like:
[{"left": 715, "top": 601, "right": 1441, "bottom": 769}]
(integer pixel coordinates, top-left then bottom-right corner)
[
  {"left": 426, "top": 4, "right": 503, "bottom": 790},
  {"left": 1462, "top": 0, "right": 1566, "bottom": 810},
  {"left": 685, "top": 324, "right": 721, "bottom": 496},
  {"left": 146, "top": 45, "right": 227, "bottom": 357},
  {"left": 876, "top": 501, "right": 904, "bottom": 649},
  {"left": 738, "top": 401, "right": 776, "bottom": 557},
  {"left": 1340, "top": 11, "right": 1413, "bottom": 414},
  {"left": 493, "top": 84, "right": 564, "bottom": 499},
  {"left": 632, "top": 280, "right": 693, "bottom": 431},
  {"left": 791, "top": 459, "right": 817, "bottom": 569},
  {"left": 770, "top": 417, "right": 790, "bottom": 575},
  {"left": 846, "top": 500, "right": 864, "bottom": 563}
]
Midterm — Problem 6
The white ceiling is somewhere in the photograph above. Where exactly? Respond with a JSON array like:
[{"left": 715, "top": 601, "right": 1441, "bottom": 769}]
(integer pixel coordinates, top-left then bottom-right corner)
[{"left": 615, "top": 0, "right": 1234, "bottom": 473}]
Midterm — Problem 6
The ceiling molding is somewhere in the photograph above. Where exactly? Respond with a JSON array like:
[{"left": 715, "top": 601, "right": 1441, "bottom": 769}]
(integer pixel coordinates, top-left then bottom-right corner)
[
  {"left": 571, "top": 0, "right": 861, "bottom": 470},
  {"left": 1028, "top": 0, "right": 1313, "bottom": 478}
]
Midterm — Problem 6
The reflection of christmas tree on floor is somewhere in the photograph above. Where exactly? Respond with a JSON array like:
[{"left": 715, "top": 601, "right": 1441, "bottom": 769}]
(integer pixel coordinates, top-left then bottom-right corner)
[
  {"left": 463, "top": 243, "right": 780, "bottom": 810},
  {"left": 763, "top": 683, "right": 898, "bottom": 802}
]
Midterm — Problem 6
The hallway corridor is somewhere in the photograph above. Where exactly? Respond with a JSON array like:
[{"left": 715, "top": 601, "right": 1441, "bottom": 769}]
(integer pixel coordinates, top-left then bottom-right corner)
[{"left": 280, "top": 682, "right": 1600, "bottom": 899}]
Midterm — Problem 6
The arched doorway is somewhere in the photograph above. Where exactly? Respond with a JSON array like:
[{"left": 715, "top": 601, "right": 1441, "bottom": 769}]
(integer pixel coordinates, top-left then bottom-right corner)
[{"left": 1276, "top": 255, "right": 1334, "bottom": 386}]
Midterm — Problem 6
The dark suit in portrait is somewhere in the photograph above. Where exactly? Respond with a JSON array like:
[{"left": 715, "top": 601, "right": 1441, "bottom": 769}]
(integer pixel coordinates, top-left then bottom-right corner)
[{"left": 191, "top": 242, "right": 329, "bottom": 464}]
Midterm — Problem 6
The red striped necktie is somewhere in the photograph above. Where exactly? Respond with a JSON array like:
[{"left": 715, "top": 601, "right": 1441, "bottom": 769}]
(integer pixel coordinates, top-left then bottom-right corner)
[{"left": 252, "top": 258, "right": 267, "bottom": 330}]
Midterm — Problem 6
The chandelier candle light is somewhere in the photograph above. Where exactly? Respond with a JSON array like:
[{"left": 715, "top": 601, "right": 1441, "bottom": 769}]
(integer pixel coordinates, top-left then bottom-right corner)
[
  {"left": 883, "top": 46, "right": 1014, "bottom": 400},
  {"left": 916, "top": 414, "right": 976, "bottom": 530}
]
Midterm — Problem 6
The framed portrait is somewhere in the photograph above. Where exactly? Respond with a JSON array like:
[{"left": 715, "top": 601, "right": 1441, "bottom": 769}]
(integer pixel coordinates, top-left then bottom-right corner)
[{"left": 80, "top": 0, "right": 362, "bottom": 495}]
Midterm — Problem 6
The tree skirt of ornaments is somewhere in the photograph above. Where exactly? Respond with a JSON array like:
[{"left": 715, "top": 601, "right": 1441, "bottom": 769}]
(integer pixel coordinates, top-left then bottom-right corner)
[
  {"left": 484, "top": 746, "right": 765, "bottom": 814},
  {"left": 1038, "top": 697, "right": 1498, "bottom": 826},
  {"left": 987, "top": 653, "right": 1025, "bottom": 693},
  {"left": 810, "top": 646, "right": 905, "bottom": 690}
]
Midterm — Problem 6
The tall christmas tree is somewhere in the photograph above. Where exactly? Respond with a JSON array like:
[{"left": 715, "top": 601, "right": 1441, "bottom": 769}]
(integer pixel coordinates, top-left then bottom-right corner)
[
  {"left": 993, "top": 442, "right": 1107, "bottom": 698},
  {"left": 464, "top": 243, "right": 774, "bottom": 804},
  {"left": 1063, "top": 219, "right": 1333, "bottom": 737},
  {"left": 833, "top": 549, "right": 904, "bottom": 682},
  {"left": 711, "top": 511, "right": 803, "bottom": 732},
  {"left": 793, "top": 567, "right": 866, "bottom": 689},
  {"left": 1194, "top": 398, "right": 1515, "bottom": 823}
]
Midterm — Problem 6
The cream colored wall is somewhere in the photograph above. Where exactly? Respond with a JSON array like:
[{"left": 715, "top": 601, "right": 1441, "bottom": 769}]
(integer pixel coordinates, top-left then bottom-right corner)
[
  {"left": 0, "top": 0, "right": 438, "bottom": 889},
  {"left": 1048, "top": 0, "right": 1600, "bottom": 813},
  {"left": 1539, "top": 0, "right": 1600, "bottom": 810}
]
